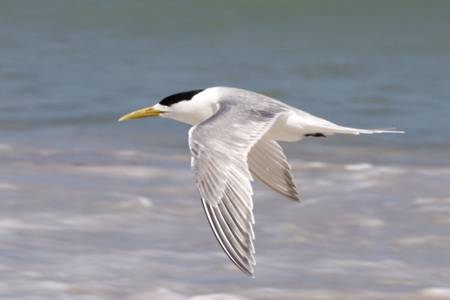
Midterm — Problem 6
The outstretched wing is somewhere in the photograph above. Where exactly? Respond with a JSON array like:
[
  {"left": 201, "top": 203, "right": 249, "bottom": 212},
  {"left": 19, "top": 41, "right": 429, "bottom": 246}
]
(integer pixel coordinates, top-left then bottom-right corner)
[
  {"left": 189, "top": 99, "right": 283, "bottom": 276},
  {"left": 248, "top": 139, "right": 299, "bottom": 201}
]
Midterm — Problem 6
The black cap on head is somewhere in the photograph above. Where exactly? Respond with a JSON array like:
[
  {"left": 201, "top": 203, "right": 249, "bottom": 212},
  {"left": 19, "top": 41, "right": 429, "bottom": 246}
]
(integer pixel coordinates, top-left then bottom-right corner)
[{"left": 159, "top": 89, "right": 204, "bottom": 106}]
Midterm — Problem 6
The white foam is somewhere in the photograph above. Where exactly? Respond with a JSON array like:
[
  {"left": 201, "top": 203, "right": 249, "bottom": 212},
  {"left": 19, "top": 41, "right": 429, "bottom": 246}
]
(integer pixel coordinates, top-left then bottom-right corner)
[
  {"left": 0, "top": 182, "right": 19, "bottom": 191},
  {"left": 375, "top": 166, "right": 405, "bottom": 174},
  {"left": 0, "top": 218, "right": 59, "bottom": 234},
  {"left": 109, "top": 192, "right": 153, "bottom": 209},
  {"left": 0, "top": 144, "right": 12, "bottom": 151},
  {"left": 137, "top": 196, "right": 152, "bottom": 207},
  {"left": 305, "top": 161, "right": 328, "bottom": 169},
  {"left": 60, "top": 216, "right": 100, "bottom": 227},
  {"left": 420, "top": 287, "right": 450, "bottom": 298},
  {"left": 249, "top": 288, "right": 396, "bottom": 300},
  {"left": 358, "top": 218, "right": 385, "bottom": 228},
  {"left": 191, "top": 294, "right": 248, "bottom": 300},
  {"left": 36, "top": 149, "right": 59, "bottom": 156},
  {"left": 0, "top": 219, "right": 37, "bottom": 231},
  {"left": 345, "top": 215, "right": 386, "bottom": 229},
  {"left": 397, "top": 235, "right": 450, "bottom": 247},
  {"left": 21, "top": 270, "right": 42, "bottom": 278},
  {"left": 314, "top": 258, "right": 406, "bottom": 274},
  {"left": 35, "top": 280, "right": 71, "bottom": 291},
  {"left": 75, "top": 165, "right": 168, "bottom": 179},
  {"left": 345, "top": 163, "right": 373, "bottom": 171},
  {"left": 414, "top": 197, "right": 450, "bottom": 206},
  {"left": 128, "top": 288, "right": 185, "bottom": 300},
  {"left": 114, "top": 149, "right": 143, "bottom": 157},
  {"left": 128, "top": 288, "right": 249, "bottom": 300},
  {"left": 115, "top": 196, "right": 153, "bottom": 210},
  {"left": 414, "top": 197, "right": 439, "bottom": 205}
]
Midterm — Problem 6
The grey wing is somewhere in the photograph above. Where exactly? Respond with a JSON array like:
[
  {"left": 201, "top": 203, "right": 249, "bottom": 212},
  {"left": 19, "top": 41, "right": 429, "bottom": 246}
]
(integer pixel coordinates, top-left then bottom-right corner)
[
  {"left": 248, "top": 139, "right": 300, "bottom": 201},
  {"left": 189, "top": 100, "right": 282, "bottom": 276}
]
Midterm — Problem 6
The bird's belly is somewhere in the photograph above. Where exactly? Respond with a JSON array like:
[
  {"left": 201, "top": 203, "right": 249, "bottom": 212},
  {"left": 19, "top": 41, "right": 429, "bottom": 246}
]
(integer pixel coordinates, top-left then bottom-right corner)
[{"left": 264, "top": 112, "right": 304, "bottom": 142}]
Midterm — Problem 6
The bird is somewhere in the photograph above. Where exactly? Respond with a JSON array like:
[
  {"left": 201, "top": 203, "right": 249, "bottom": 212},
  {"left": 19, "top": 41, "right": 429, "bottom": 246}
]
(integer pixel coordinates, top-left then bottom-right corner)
[{"left": 118, "top": 87, "right": 403, "bottom": 276}]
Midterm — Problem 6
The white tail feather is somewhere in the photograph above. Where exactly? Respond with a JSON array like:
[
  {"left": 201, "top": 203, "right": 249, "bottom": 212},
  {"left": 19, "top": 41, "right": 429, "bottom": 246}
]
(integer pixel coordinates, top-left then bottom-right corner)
[{"left": 319, "top": 125, "right": 404, "bottom": 135}]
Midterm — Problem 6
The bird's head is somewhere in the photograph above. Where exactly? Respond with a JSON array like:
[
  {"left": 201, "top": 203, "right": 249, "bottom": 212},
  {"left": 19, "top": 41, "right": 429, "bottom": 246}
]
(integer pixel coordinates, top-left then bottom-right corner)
[{"left": 118, "top": 89, "right": 218, "bottom": 125}]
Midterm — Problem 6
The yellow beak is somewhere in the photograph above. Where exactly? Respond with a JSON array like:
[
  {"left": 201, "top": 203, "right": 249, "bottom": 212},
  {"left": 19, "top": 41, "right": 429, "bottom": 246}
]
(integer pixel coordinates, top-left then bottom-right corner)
[{"left": 118, "top": 106, "right": 162, "bottom": 122}]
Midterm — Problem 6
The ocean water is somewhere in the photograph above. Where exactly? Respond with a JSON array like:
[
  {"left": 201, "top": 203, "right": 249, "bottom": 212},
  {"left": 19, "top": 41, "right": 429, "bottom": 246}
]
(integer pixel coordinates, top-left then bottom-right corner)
[{"left": 1, "top": 1, "right": 450, "bottom": 299}]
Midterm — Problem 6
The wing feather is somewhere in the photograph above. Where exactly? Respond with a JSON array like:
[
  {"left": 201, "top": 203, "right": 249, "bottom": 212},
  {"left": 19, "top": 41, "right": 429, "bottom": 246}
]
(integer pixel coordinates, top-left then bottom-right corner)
[
  {"left": 248, "top": 139, "right": 299, "bottom": 201},
  {"left": 189, "top": 98, "right": 284, "bottom": 276}
]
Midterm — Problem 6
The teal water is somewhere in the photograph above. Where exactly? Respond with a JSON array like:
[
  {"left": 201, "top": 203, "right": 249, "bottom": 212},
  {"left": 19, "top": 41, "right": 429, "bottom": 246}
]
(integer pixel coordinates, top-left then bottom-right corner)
[
  {"left": 1, "top": 1, "right": 450, "bottom": 299},
  {"left": 1, "top": 1, "right": 449, "bottom": 145}
]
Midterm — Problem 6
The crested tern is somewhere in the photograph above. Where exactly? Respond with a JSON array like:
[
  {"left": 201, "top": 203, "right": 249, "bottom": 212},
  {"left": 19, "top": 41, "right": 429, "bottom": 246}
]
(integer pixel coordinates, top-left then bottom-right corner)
[{"left": 119, "top": 87, "right": 403, "bottom": 276}]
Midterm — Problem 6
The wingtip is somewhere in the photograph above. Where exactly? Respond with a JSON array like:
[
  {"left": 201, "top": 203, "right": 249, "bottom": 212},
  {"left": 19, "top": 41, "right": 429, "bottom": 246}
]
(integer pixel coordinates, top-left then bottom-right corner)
[
  {"left": 291, "top": 193, "right": 301, "bottom": 202},
  {"left": 231, "top": 259, "right": 255, "bottom": 277},
  {"left": 243, "top": 266, "right": 256, "bottom": 278},
  {"left": 285, "top": 190, "right": 301, "bottom": 202}
]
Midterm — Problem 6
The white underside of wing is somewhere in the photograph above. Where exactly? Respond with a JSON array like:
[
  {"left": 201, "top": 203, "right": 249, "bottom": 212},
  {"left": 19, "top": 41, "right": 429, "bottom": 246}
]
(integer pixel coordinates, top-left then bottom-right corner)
[{"left": 248, "top": 139, "right": 299, "bottom": 201}]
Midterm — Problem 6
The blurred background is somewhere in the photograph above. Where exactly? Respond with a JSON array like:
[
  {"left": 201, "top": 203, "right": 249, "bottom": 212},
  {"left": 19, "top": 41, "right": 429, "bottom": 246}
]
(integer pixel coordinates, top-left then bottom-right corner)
[{"left": 1, "top": 1, "right": 449, "bottom": 299}]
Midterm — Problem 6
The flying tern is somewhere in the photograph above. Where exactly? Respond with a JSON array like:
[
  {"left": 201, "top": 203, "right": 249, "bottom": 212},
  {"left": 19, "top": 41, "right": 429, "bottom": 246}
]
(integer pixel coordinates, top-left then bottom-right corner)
[{"left": 119, "top": 87, "right": 403, "bottom": 276}]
